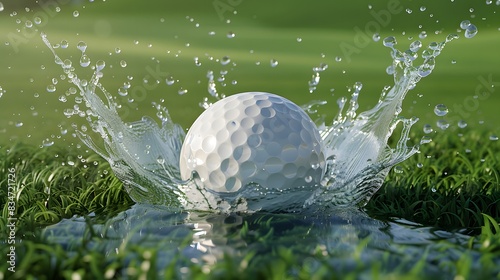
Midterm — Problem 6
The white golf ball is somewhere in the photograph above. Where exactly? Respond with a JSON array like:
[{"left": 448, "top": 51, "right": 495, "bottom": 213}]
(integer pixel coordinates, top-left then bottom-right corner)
[{"left": 179, "top": 92, "right": 325, "bottom": 193}]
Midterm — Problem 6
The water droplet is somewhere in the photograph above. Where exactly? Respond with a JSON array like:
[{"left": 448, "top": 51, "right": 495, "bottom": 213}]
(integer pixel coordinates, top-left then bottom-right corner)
[
  {"left": 423, "top": 124, "right": 433, "bottom": 134},
  {"left": 47, "top": 84, "right": 56, "bottom": 92},
  {"left": 42, "top": 138, "right": 55, "bottom": 147},
  {"left": 464, "top": 24, "right": 478, "bottom": 38},
  {"left": 0, "top": 2, "right": 4, "bottom": 12},
  {"left": 194, "top": 57, "right": 201, "bottom": 66},
  {"left": 226, "top": 31, "right": 235, "bottom": 38},
  {"left": 458, "top": 120, "right": 468, "bottom": 128},
  {"left": 418, "top": 31, "right": 427, "bottom": 39},
  {"left": 372, "top": 33, "right": 380, "bottom": 42},
  {"left": 405, "top": 8, "right": 412, "bottom": 14},
  {"left": 460, "top": 20, "right": 471, "bottom": 29},
  {"left": 120, "top": 60, "right": 127, "bottom": 67},
  {"left": 436, "top": 119, "right": 450, "bottom": 130},
  {"left": 34, "top": 17, "right": 42, "bottom": 25},
  {"left": 431, "top": 187, "right": 437, "bottom": 193},
  {"left": 118, "top": 88, "right": 128, "bottom": 96},
  {"left": 221, "top": 56, "right": 231, "bottom": 65},
  {"left": 420, "top": 135, "right": 432, "bottom": 144},
  {"left": 420, "top": 6, "right": 426, "bottom": 11},
  {"left": 178, "top": 88, "right": 188, "bottom": 95},
  {"left": 393, "top": 166, "right": 404, "bottom": 174},
  {"left": 15, "top": 121, "right": 23, "bottom": 127},
  {"left": 270, "top": 59, "right": 279, "bottom": 67},
  {"left": 296, "top": 37, "right": 302, "bottom": 43},
  {"left": 58, "top": 95, "right": 67, "bottom": 102},
  {"left": 25, "top": 20, "right": 33, "bottom": 28},
  {"left": 73, "top": 10, "right": 79, "bottom": 17},
  {"left": 382, "top": 36, "right": 397, "bottom": 48},
  {"left": 60, "top": 40, "right": 69, "bottom": 49},
  {"left": 312, "top": 63, "right": 328, "bottom": 72},
  {"left": 305, "top": 176, "right": 313, "bottom": 183},
  {"left": 434, "top": 104, "right": 448, "bottom": 116},
  {"left": 490, "top": 135, "right": 499, "bottom": 141},
  {"left": 157, "top": 156, "right": 165, "bottom": 165},
  {"left": 166, "top": 76, "right": 175, "bottom": 85},
  {"left": 115, "top": 47, "right": 121, "bottom": 54},
  {"left": 409, "top": 40, "right": 422, "bottom": 52},
  {"left": 208, "top": 31, "right": 216, "bottom": 36},
  {"left": 96, "top": 60, "right": 106, "bottom": 71},
  {"left": 77, "top": 41, "right": 87, "bottom": 52},
  {"left": 417, "top": 163, "right": 423, "bottom": 168}
]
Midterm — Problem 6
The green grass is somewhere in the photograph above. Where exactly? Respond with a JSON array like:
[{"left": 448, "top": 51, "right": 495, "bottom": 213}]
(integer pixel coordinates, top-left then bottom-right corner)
[
  {"left": 1, "top": 129, "right": 499, "bottom": 279},
  {"left": 1, "top": 0, "right": 500, "bottom": 279}
]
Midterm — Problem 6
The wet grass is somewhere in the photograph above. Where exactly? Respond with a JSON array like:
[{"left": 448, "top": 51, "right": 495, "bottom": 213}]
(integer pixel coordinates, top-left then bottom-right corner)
[
  {"left": 1, "top": 0, "right": 499, "bottom": 278},
  {"left": 1, "top": 129, "right": 499, "bottom": 279}
]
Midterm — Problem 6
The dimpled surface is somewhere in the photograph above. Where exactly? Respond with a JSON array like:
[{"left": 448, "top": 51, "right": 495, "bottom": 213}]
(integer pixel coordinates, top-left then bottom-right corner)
[{"left": 180, "top": 92, "right": 325, "bottom": 193}]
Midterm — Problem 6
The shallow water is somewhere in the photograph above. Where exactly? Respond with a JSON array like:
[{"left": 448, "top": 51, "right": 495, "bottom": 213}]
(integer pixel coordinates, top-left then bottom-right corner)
[{"left": 43, "top": 204, "right": 496, "bottom": 279}]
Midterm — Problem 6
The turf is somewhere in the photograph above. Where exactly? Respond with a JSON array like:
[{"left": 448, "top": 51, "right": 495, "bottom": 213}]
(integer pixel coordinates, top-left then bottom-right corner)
[{"left": 1, "top": 0, "right": 500, "bottom": 279}]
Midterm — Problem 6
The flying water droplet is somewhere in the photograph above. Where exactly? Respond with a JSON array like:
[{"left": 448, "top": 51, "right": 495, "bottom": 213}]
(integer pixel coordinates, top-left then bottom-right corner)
[
  {"left": 42, "top": 138, "right": 55, "bottom": 147},
  {"left": 77, "top": 41, "right": 87, "bottom": 52},
  {"left": 120, "top": 60, "right": 127, "bottom": 67},
  {"left": 433, "top": 104, "right": 448, "bottom": 116},
  {"left": 178, "top": 88, "right": 188, "bottom": 95},
  {"left": 58, "top": 95, "right": 67, "bottom": 102},
  {"left": 464, "top": 24, "right": 478, "bottom": 38},
  {"left": 420, "top": 135, "right": 432, "bottom": 144},
  {"left": 490, "top": 135, "right": 499, "bottom": 141},
  {"left": 226, "top": 31, "right": 235, "bottom": 38},
  {"left": 383, "top": 36, "right": 397, "bottom": 48},
  {"left": 73, "top": 10, "right": 79, "bottom": 17},
  {"left": 393, "top": 166, "right": 404, "bottom": 174},
  {"left": 270, "top": 59, "right": 279, "bottom": 67},
  {"left": 96, "top": 60, "right": 106, "bottom": 72},
  {"left": 60, "top": 40, "right": 69, "bottom": 49},
  {"left": 460, "top": 20, "right": 471, "bottom": 29},
  {"left": 47, "top": 84, "right": 56, "bottom": 92},
  {"left": 458, "top": 120, "right": 468, "bottom": 128},
  {"left": 436, "top": 119, "right": 449, "bottom": 130},
  {"left": 423, "top": 124, "right": 433, "bottom": 134},
  {"left": 0, "top": 2, "right": 4, "bottom": 12},
  {"left": 221, "top": 56, "right": 231, "bottom": 65},
  {"left": 166, "top": 76, "right": 175, "bottom": 85},
  {"left": 194, "top": 57, "right": 201, "bottom": 66}
]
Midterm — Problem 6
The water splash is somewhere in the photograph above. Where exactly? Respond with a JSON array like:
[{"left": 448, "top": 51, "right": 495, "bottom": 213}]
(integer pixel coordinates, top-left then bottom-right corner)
[{"left": 41, "top": 31, "right": 458, "bottom": 212}]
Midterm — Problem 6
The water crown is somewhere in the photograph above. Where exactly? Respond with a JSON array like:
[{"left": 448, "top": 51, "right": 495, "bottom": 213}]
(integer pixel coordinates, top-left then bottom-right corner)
[{"left": 41, "top": 31, "right": 458, "bottom": 212}]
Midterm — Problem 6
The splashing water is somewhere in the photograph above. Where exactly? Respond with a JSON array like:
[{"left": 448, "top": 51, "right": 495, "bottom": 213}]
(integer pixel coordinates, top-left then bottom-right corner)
[{"left": 41, "top": 31, "right": 458, "bottom": 212}]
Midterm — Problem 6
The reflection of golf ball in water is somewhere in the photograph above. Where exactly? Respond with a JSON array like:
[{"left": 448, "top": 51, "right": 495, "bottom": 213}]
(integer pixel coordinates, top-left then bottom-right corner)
[{"left": 179, "top": 92, "right": 325, "bottom": 193}]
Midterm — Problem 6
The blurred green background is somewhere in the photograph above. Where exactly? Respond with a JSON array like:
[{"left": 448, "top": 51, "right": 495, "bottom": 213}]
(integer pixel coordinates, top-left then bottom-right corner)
[{"left": 1, "top": 0, "right": 499, "bottom": 146}]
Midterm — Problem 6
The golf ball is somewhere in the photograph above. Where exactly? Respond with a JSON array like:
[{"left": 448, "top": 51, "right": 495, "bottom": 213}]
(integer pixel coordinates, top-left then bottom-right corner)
[{"left": 179, "top": 92, "right": 325, "bottom": 193}]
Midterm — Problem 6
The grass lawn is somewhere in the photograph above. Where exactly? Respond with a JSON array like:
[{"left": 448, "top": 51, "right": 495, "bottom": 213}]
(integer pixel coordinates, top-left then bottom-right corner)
[{"left": 1, "top": 0, "right": 500, "bottom": 279}]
